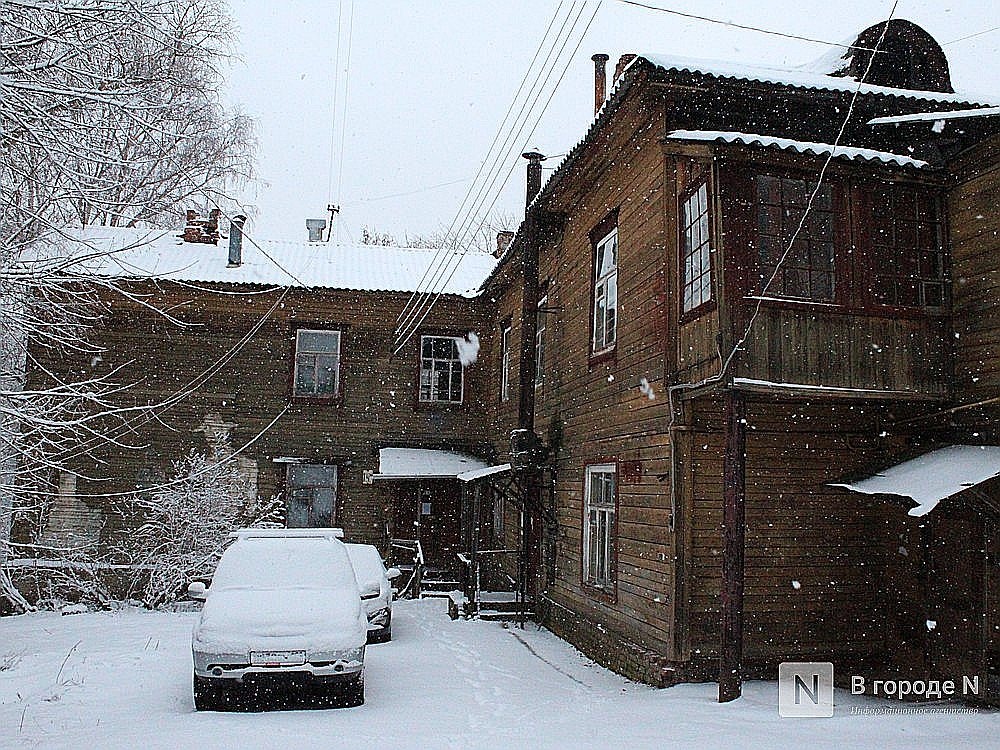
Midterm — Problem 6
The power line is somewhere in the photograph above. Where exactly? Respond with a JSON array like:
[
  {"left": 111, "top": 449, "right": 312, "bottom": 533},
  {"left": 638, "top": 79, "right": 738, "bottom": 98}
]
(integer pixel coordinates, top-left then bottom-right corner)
[
  {"left": 392, "top": 1, "right": 569, "bottom": 340},
  {"left": 615, "top": 0, "right": 882, "bottom": 52},
  {"left": 392, "top": 2, "right": 588, "bottom": 352},
  {"left": 944, "top": 26, "right": 1000, "bottom": 46},
  {"left": 393, "top": 2, "right": 602, "bottom": 356},
  {"left": 325, "top": 0, "right": 345, "bottom": 205},
  {"left": 335, "top": 0, "right": 355, "bottom": 222}
]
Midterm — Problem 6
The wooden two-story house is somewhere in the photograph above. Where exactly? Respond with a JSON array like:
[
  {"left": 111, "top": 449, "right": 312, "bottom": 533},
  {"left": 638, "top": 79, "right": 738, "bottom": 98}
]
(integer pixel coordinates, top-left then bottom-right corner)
[
  {"left": 479, "top": 20, "right": 1000, "bottom": 702},
  {"left": 20, "top": 215, "right": 498, "bottom": 575}
]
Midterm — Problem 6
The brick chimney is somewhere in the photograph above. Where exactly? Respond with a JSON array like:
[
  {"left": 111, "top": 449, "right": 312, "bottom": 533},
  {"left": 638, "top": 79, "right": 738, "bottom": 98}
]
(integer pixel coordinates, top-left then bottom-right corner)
[
  {"left": 182, "top": 209, "right": 222, "bottom": 244},
  {"left": 495, "top": 230, "right": 515, "bottom": 258},
  {"left": 592, "top": 53, "right": 609, "bottom": 115},
  {"left": 613, "top": 53, "right": 637, "bottom": 85}
]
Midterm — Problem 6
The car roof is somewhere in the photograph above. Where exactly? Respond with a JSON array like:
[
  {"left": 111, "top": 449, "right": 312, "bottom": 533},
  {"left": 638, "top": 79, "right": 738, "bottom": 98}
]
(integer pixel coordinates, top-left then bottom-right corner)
[{"left": 212, "top": 535, "right": 357, "bottom": 591}]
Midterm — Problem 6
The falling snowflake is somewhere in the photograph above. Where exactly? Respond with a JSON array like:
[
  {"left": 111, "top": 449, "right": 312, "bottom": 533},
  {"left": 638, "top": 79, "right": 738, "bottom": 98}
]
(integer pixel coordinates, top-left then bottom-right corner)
[{"left": 455, "top": 332, "right": 480, "bottom": 365}]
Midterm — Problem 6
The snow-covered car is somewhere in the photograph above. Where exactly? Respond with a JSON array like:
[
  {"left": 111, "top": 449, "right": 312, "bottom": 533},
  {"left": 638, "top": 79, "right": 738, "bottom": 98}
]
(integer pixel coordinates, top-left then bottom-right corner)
[
  {"left": 189, "top": 529, "right": 368, "bottom": 710},
  {"left": 344, "top": 543, "right": 401, "bottom": 643}
]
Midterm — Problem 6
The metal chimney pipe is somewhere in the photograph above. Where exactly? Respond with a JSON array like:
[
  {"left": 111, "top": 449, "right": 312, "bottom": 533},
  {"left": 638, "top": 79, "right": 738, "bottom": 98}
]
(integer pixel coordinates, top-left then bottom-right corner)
[
  {"left": 227, "top": 215, "right": 247, "bottom": 267},
  {"left": 592, "top": 53, "right": 609, "bottom": 115},
  {"left": 522, "top": 150, "right": 545, "bottom": 213}
]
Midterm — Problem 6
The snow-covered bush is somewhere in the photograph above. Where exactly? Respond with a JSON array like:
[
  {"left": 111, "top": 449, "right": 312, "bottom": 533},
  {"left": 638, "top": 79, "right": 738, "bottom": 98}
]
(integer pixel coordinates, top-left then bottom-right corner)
[{"left": 113, "top": 450, "right": 281, "bottom": 609}]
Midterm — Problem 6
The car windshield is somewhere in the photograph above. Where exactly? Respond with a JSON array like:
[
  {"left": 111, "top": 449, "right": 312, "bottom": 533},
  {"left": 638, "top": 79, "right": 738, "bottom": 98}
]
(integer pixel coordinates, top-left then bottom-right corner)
[
  {"left": 345, "top": 544, "right": 386, "bottom": 582},
  {"left": 211, "top": 537, "right": 357, "bottom": 591}
]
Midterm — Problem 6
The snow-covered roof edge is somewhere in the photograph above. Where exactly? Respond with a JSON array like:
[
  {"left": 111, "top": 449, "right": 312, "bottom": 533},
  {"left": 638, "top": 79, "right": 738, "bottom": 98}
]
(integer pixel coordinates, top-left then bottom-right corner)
[
  {"left": 869, "top": 106, "right": 1000, "bottom": 126},
  {"left": 667, "top": 130, "right": 930, "bottom": 169}
]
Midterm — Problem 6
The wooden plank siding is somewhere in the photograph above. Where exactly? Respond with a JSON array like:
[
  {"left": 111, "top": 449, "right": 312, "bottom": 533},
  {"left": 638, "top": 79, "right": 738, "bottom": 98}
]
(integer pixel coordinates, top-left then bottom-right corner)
[{"left": 27, "top": 281, "right": 495, "bottom": 557}]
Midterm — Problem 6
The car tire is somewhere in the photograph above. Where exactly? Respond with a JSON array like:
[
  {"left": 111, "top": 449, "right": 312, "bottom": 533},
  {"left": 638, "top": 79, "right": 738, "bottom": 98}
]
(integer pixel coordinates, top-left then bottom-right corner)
[{"left": 369, "top": 615, "right": 392, "bottom": 644}]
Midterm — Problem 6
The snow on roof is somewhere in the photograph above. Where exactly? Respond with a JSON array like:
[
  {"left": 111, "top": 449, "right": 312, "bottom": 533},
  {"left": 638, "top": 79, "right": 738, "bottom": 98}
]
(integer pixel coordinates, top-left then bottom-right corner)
[
  {"left": 373, "top": 448, "right": 490, "bottom": 480},
  {"left": 869, "top": 106, "right": 1000, "bottom": 126},
  {"left": 667, "top": 130, "right": 930, "bottom": 169},
  {"left": 457, "top": 463, "right": 511, "bottom": 482},
  {"left": 36, "top": 226, "right": 496, "bottom": 298},
  {"left": 831, "top": 445, "right": 1000, "bottom": 516},
  {"left": 640, "top": 52, "right": 997, "bottom": 105}
]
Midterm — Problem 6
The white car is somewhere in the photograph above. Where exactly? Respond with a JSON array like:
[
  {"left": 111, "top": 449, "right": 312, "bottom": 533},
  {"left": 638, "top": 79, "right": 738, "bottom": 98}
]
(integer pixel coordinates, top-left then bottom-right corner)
[
  {"left": 345, "top": 543, "right": 401, "bottom": 643},
  {"left": 189, "top": 529, "right": 368, "bottom": 710}
]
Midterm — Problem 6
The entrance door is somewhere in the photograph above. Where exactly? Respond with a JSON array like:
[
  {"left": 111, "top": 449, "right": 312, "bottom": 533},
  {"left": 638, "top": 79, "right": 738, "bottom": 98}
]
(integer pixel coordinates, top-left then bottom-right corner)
[{"left": 286, "top": 464, "right": 337, "bottom": 528}]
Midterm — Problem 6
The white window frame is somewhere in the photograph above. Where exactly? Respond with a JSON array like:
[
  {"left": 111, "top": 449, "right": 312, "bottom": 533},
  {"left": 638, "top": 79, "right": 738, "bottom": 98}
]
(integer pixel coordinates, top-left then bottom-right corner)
[
  {"left": 681, "top": 182, "right": 713, "bottom": 313},
  {"left": 583, "top": 463, "right": 616, "bottom": 590},
  {"left": 535, "top": 294, "right": 547, "bottom": 388},
  {"left": 592, "top": 228, "right": 618, "bottom": 354},
  {"left": 500, "top": 324, "right": 511, "bottom": 402},
  {"left": 419, "top": 335, "right": 464, "bottom": 404},
  {"left": 292, "top": 328, "right": 341, "bottom": 398}
]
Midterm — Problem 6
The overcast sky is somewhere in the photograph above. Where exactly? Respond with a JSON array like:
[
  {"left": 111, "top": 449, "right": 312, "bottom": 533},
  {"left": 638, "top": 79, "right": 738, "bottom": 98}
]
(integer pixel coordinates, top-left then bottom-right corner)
[{"left": 224, "top": 1, "right": 1000, "bottom": 245}]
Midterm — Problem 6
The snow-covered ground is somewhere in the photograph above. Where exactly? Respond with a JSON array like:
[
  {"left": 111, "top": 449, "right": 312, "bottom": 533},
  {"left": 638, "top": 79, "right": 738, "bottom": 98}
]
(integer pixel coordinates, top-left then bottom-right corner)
[{"left": 0, "top": 599, "right": 993, "bottom": 749}]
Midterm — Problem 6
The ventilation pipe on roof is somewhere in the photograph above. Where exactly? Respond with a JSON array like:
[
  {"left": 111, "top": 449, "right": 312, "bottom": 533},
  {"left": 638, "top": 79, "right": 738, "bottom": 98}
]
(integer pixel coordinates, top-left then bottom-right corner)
[
  {"left": 227, "top": 215, "right": 247, "bottom": 267},
  {"left": 592, "top": 53, "right": 609, "bottom": 115},
  {"left": 306, "top": 218, "right": 327, "bottom": 242},
  {"left": 522, "top": 150, "right": 545, "bottom": 213}
]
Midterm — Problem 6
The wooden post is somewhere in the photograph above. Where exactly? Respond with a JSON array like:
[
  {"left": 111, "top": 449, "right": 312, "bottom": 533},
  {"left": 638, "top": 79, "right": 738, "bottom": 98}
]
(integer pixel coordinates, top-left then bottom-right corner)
[{"left": 719, "top": 389, "right": 747, "bottom": 702}]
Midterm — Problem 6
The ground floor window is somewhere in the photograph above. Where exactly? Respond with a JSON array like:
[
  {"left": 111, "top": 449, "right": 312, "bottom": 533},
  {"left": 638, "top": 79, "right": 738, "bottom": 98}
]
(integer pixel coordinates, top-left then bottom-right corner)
[
  {"left": 286, "top": 464, "right": 337, "bottom": 528},
  {"left": 583, "top": 463, "right": 616, "bottom": 590}
]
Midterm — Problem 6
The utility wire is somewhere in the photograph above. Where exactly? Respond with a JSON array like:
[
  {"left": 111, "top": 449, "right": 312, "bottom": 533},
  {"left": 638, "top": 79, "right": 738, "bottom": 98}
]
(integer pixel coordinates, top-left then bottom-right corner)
[
  {"left": 325, "top": 0, "right": 345, "bottom": 206},
  {"left": 393, "top": 2, "right": 593, "bottom": 352},
  {"left": 393, "top": 1, "right": 568, "bottom": 339},
  {"left": 394, "top": 2, "right": 602, "bottom": 356},
  {"left": 335, "top": 0, "right": 355, "bottom": 225},
  {"left": 615, "top": 0, "right": 882, "bottom": 52}
]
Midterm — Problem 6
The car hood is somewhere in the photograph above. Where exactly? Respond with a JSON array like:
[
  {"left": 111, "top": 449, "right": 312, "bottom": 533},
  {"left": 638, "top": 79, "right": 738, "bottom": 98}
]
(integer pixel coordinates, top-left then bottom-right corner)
[{"left": 193, "top": 587, "right": 366, "bottom": 653}]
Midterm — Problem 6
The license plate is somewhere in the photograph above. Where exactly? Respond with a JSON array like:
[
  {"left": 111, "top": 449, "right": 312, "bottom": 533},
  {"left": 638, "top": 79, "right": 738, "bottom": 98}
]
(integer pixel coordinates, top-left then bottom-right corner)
[{"left": 250, "top": 650, "right": 306, "bottom": 667}]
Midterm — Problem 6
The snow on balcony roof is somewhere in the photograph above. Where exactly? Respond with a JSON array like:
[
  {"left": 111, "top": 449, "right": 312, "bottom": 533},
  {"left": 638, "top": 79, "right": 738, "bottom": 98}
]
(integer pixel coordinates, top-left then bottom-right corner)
[
  {"left": 457, "top": 463, "right": 511, "bottom": 482},
  {"left": 831, "top": 445, "right": 1000, "bottom": 516},
  {"left": 373, "top": 448, "right": 490, "bottom": 480},
  {"left": 667, "top": 130, "right": 929, "bottom": 169},
  {"left": 869, "top": 106, "right": 1000, "bottom": 126},
  {"left": 34, "top": 226, "right": 496, "bottom": 298},
  {"left": 640, "top": 53, "right": 997, "bottom": 105}
]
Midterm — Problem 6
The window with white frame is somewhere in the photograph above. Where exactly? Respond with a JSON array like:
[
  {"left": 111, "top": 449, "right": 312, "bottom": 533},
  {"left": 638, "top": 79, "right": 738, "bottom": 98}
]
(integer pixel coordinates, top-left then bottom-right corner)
[
  {"left": 293, "top": 329, "right": 341, "bottom": 398},
  {"left": 534, "top": 294, "right": 547, "bottom": 387},
  {"left": 500, "top": 323, "right": 511, "bottom": 402},
  {"left": 681, "top": 182, "right": 713, "bottom": 313},
  {"left": 419, "top": 335, "right": 464, "bottom": 403},
  {"left": 592, "top": 227, "right": 618, "bottom": 353},
  {"left": 583, "top": 464, "right": 616, "bottom": 590}
]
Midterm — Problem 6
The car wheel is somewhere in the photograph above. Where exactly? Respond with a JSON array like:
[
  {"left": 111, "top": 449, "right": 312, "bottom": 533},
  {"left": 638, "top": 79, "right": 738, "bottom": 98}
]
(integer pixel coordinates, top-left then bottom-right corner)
[
  {"left": 193, "top": 675, "right": 222, "bottom": 711},
  {"left": 369, "top": 613, "right": 392, "bottom": 644}
]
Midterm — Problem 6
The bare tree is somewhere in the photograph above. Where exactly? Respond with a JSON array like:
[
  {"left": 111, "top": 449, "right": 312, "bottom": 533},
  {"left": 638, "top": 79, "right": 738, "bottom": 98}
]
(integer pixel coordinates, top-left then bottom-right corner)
[
  {"left": 1, "top": 0, "right": 256, "bottom": 606},
  {"left": 404, "top": 210, "right": 518, "bottom": 254}
]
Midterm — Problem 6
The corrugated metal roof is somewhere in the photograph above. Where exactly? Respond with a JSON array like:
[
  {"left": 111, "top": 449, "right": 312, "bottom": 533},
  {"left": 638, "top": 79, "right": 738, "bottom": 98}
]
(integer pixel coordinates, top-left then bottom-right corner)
[
  {"left": 869, "top": 106, "right": 1000, "bottom": 126},
  {"left": 641, "top": 52, "right": 997, "bottom": 105},
  {"left": 667, "top": 130, "right": 930, "bottom": 168},
  {"left": 32, "top": 227, "right": 496, "bottom": 297}
]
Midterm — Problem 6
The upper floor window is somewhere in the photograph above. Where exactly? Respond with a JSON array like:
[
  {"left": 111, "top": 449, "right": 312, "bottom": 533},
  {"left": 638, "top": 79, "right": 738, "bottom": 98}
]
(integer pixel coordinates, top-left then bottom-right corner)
[
  {"left": 293, "top": 329, "right": 341, "bottom": 398},
  {"left": 681, "top": 182, "right": 713, "bottom": 313},
  {"left": 871, "top": 185, "right": 944, "bottom": 307},
  {"left": 500, "top": 324, "right": 512, "bottom": 402},
  {"left": 419, "top": 335, "right": 463, "bottom": 403},
  {"left": 535, "top": 294, "right": 547, "bottom": 387},
  {"left": 583, "top": 463, "right": 616, "bottom": 590},
  {"left": 592, "top": 227, "right": 618, "bottom": 353},
  {"left": 755, "top": 175, "right": 834, "bottom": 302}
]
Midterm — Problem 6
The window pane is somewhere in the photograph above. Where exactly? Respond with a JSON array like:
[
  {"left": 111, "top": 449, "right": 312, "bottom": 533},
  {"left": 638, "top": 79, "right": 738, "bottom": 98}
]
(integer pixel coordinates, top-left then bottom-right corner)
[{"left": 298, "top": 330, "right": 339, "bottom": 352}]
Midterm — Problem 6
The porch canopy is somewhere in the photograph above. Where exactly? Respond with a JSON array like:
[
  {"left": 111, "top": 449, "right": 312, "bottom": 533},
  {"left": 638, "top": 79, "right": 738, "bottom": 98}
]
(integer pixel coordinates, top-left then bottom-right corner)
[
  {"left": 372, "top": 448, "right": 490, "bottom": 480},
  {"left": 831, "top": 444, "right": 1000, "bottom": 516},
  {"left": 456, "top": 463, "right": 511, "bottom": 482}
]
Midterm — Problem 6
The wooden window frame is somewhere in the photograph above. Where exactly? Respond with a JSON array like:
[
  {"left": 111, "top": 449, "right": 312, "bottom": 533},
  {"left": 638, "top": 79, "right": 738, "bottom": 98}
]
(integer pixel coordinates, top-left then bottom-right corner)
[
  {"left": 754, "top": 173, "right": 836, "bottom": 304},
  {"left": 500, "top": 322, "right": 512, "bottom": 402},
  {"left": 589, "top": 210, "right": 619, "bottom": 363},
  {"left": 290, "top": 326, "right": 343, "bottom": 403},
  {"left": 534, "top": 293, "right": 548, "bottom": 389},
  {"left": 418, "top": 334, "right": 465, "bottom": 404},
  {"left": 679, "top": 179, "right": 716, "bottom": 321},
  {"left": 581, "top": 462, "right": 618, "bottom": 600}
]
